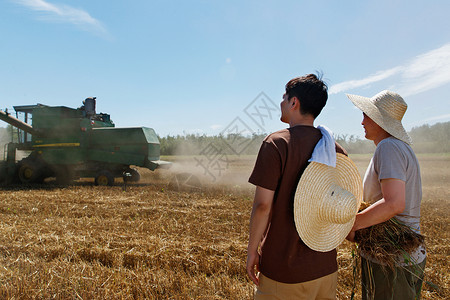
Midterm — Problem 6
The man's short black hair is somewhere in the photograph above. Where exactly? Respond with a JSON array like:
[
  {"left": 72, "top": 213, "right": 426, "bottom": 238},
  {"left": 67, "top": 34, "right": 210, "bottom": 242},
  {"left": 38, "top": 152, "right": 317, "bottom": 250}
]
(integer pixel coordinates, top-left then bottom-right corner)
[{"left": 285, "top": 73, "right": 328, "bottom": 118}]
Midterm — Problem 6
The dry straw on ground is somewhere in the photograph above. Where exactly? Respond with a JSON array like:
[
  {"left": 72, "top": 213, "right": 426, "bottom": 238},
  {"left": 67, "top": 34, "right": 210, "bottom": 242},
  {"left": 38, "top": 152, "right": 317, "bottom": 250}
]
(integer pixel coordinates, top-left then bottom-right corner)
[{"left": 0, "top": 154, "right": 448, "bottom": 299}]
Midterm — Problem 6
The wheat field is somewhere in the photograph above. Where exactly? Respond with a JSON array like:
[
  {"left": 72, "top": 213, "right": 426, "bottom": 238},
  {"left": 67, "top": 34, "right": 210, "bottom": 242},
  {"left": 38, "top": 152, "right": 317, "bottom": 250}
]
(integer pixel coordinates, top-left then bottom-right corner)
[{"left": 0, "top": 154, "right": 448, "bottom": 299}]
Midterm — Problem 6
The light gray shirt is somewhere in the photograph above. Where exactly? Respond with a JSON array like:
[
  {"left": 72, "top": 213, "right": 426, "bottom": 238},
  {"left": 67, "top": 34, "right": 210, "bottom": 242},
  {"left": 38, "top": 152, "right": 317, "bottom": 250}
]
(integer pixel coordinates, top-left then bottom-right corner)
[{"left": 363, "top": 137, "right": 426, "bottom": 264}]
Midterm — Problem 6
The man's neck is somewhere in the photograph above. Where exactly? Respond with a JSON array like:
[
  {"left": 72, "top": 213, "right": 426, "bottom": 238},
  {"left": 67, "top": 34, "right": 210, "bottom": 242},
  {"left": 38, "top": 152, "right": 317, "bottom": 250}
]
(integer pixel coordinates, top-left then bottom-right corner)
[
  {"left": 289, "top": 115, "right": 315, "bottom": 128},
  {"left": 373, "top": 132, "right": 392, "bottom": 146}
]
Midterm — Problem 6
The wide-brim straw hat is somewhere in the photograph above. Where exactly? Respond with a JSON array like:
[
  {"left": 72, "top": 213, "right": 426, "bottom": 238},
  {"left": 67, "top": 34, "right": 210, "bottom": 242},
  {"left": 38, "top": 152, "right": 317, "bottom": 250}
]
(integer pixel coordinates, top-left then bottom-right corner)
[
  {"left": 294, "top": 153, "right": 362, "bottom": 252},
  {"left": 346, "top": 90, "right": 412, "bottom": 144}
]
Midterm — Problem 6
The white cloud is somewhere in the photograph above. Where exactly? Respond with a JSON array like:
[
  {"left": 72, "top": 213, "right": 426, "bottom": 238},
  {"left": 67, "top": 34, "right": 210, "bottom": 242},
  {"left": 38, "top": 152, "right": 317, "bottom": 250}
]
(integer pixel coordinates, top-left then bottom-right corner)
[
  {"left": 397, "top": 44, "right": 450, "bottom": 96},
  {"left": 184, "top": 129, "right": 204, "bottom": 135},
  {"left": 329, "top": 43, "right": 450, "bottom": 97},
  {"left": 329, "top": 67, "right": 403, "bottom": 95},
  {"left": 14, "top": 0, "right": 109, "bottom": 38},
  {"left": 210, "top": 124, "right": 222, "bottom": 130}
]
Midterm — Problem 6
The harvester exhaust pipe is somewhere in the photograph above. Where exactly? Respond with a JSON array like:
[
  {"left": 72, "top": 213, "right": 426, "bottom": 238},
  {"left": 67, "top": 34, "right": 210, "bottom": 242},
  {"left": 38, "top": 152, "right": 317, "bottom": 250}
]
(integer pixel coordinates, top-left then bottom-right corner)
[
  {"left": 0, "top": 109, "right": 37, "bottom": 136},
  {"left": 84, "top": 97, "right": 96, "bottom": 117}
]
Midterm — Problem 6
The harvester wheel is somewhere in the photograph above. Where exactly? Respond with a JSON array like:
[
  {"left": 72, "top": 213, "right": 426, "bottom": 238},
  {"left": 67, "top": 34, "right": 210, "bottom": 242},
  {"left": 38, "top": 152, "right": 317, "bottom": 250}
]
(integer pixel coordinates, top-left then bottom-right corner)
[
  {"left": 0, "top": 162, "right": 7, "bottom": 184},
  {"left": 95, "top": 170, "right": 114, "bottom": 186},
  {"left": 123, "top": 168, "right": 140, "bottom": 183},
  {"left": 18, "top": 162, "right": 42, "bottom": 184}
]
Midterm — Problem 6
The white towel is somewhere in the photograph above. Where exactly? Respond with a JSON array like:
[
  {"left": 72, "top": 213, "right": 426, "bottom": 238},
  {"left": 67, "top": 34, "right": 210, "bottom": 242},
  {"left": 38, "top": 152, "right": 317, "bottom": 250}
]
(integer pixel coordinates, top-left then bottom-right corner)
[{"left": 308, "top": 125, "right": 336, "bottom": 167}]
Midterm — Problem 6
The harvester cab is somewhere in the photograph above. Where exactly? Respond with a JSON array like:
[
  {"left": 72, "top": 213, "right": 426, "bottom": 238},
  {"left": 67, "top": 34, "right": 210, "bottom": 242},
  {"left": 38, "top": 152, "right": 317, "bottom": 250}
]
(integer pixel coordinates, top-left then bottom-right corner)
[{"left": 0, "top": 97, "right": 171, "bottom": 185}]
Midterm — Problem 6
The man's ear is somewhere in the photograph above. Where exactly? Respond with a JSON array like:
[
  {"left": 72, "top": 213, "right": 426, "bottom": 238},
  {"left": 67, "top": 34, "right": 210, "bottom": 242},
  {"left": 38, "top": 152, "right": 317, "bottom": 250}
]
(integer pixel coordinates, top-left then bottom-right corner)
[{"left": 291, "top": 97, "right": 300, "bottom": 110}]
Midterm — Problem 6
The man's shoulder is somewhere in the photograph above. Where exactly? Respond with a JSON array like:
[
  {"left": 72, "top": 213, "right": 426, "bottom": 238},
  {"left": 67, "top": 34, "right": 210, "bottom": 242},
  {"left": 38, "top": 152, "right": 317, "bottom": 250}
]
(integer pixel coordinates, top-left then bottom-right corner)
[
  {"left": 374, "top": 137, "right": 420, "bottom": 169},
  {"left": 264, "top": 126, "right": 321, "bottom": 143},
  {"left": 376, "top": 137, "right": 412, "bottom": 154},
  {"left": 264, "top": 128, "right": 290, "bottom": 143}
]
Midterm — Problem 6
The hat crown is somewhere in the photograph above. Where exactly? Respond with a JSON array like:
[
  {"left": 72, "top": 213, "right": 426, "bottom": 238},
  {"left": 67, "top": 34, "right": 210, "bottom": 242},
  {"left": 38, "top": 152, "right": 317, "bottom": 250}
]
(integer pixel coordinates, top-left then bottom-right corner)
[
  {"left": 371, "top": 90, "right": 407, "bottom": 121},
  {"left": 318, "top": 185, "right": 358, "bottom": 224}
]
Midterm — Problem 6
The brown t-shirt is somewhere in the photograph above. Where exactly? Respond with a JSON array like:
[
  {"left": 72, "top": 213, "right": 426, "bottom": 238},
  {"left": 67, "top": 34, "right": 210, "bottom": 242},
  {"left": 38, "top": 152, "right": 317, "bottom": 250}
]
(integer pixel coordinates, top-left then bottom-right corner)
[{"left": 249, "top": 125, "right": 347, "bottom": 283}]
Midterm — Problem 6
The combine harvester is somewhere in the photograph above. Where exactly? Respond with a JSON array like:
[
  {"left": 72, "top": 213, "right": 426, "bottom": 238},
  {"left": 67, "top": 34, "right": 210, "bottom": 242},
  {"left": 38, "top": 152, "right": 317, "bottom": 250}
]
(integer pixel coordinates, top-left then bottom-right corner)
[{"left": 0, "top": 97, "right": 170, "bottom": 185}]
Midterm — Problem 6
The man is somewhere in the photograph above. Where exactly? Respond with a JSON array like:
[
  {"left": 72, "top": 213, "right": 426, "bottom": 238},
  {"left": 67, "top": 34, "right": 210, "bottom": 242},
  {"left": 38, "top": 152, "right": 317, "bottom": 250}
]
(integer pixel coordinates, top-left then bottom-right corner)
[
  {"left": 246, "top": 74, "right": 346, "bottom": 299},
  {"left": 346, "top": 90, "right": 426, "bottom": 300}
]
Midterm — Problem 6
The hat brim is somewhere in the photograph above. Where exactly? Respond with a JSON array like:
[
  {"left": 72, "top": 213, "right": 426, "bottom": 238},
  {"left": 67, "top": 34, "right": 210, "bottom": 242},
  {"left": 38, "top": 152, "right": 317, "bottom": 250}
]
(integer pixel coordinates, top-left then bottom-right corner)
[
  {"left": 294, "top": 154, "right": 362, "bottom": 252},
  {"left": 346, "top": 93, "right": 412, "bottom": 145}
]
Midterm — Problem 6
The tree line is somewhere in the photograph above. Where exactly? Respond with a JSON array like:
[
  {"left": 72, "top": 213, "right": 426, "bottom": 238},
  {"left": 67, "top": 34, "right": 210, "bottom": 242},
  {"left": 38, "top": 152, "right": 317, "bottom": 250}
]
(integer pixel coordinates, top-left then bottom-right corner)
[
  {"left": 157, "top": 121, "right": 450, "bottom": 155},
  {"left": 156, "top": 132, "right": 376, "bottom": 155},
  {"left": 1, "top": 122, "right": 449, "bottom": 157}
]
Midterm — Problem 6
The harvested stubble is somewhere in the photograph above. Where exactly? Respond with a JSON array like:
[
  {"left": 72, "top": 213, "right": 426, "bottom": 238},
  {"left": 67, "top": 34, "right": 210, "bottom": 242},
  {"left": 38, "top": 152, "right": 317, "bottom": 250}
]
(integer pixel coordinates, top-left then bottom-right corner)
[
  {"left": 0, "top": 185, "right": 254, "bottom": 299},
  {"left": 0, "top": 153, "right": 448, "bottom": 299}
]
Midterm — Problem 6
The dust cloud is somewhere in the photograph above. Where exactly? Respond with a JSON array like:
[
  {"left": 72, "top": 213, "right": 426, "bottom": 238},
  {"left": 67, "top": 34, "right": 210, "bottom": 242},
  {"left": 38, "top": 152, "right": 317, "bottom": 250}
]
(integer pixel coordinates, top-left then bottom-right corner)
[
  {"left": 0, "top": 127, "right": 11, "bottom": 161},
  {"left": 167, "top": 140, "right": 258, "bottom": 192}
]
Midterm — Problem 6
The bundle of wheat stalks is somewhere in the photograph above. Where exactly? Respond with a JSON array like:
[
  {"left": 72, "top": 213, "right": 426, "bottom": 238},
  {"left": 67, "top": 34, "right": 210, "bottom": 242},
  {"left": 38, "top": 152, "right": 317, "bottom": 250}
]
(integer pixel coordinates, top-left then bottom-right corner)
[{"left": 354, "top": 202, "right": 425, "bottom": 269}]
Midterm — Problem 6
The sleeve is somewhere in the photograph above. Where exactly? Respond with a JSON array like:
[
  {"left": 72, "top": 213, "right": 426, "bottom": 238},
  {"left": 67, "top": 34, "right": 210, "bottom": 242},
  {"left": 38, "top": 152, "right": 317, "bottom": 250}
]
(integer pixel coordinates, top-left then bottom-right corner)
[
  {"left": 248, "top": 141, "right": 282, "bottom": 191},
  {"left": 374, "top": 141, "right": 407, "bottom": 182}
]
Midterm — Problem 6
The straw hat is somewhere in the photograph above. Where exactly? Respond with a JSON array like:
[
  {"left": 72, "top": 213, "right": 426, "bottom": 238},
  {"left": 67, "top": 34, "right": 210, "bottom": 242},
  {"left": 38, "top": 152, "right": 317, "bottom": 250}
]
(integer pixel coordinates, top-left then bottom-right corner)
[
  {"left": 346, "top": 90, "right": 412, "bottom": 144},
  {"left": 294, "top": 153, "right": 362, "bottom": 252}
]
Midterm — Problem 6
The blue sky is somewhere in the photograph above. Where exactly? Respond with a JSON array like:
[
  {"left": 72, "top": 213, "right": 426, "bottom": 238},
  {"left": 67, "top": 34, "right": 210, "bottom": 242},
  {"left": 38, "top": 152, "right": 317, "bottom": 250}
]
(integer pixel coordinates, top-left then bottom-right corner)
[{"left": 1, "top": 0, "right": 450, "bottom": 138}]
